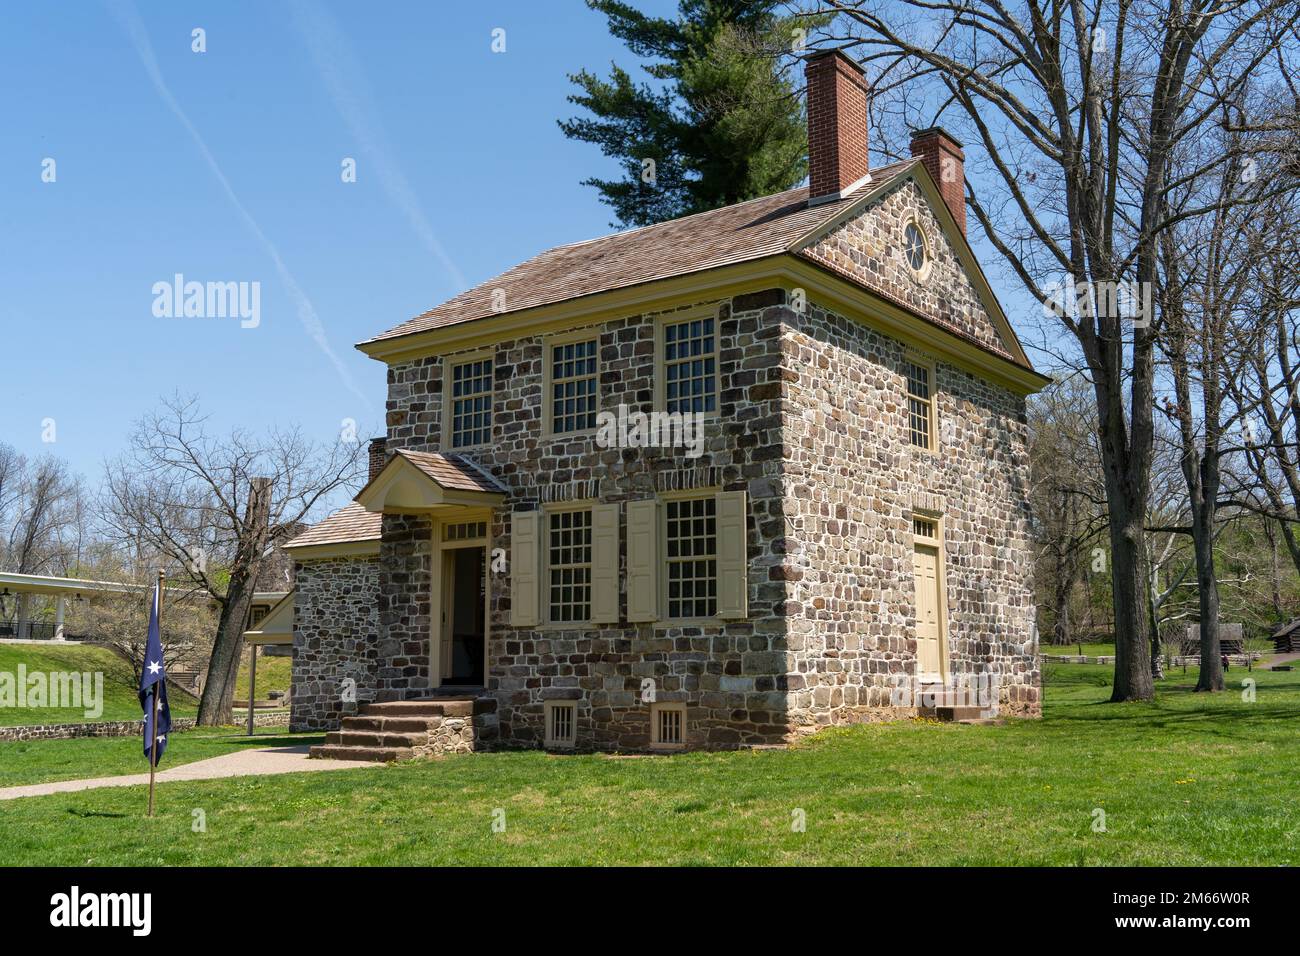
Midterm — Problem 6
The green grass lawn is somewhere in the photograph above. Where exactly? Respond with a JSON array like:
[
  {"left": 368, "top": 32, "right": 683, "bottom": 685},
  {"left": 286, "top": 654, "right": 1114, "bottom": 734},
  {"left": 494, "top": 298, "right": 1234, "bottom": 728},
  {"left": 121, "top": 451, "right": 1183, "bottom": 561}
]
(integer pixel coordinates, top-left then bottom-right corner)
[
  {"left": 1040, "top": 642, "right": 1116, "bottom": 657},
  {"left": 0, "top": 643, "right": 197, "bottom": 725},
  {"left": 0, "top": 640, "right": 292, "bottom": 727},
  {"left": 235, "top": 652, "right": 291, "bottom": 700},
  {"left": 1, "top": 665, "right": 1296, "bottom": 866}
]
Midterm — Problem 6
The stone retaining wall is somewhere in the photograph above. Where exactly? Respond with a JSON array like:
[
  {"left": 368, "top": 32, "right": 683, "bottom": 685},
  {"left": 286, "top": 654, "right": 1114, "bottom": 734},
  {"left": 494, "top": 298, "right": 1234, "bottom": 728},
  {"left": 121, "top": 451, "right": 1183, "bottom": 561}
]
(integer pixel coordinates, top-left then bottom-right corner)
[{"left": 0, "top": 711, "right": 290, "bottom": 742}]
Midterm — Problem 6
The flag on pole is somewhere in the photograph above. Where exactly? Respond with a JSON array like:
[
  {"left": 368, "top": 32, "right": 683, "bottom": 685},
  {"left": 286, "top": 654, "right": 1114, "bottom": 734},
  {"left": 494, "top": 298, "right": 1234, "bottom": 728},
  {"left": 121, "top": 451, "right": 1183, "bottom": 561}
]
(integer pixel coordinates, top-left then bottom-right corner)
[{"left": 138, "top": 577, "right": 171, "bottom": 766}]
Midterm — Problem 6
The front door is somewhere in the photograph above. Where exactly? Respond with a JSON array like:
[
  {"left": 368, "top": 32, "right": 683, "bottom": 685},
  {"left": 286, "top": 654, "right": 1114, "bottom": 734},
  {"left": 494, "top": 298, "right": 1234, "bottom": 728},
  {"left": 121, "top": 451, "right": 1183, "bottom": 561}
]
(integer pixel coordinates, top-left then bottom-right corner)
[
  {"left": 913, "top": 542, "right": 944, "bottom": 681},
  {"left": 439, "top": 545, "right": 486, "bottom": 686}
]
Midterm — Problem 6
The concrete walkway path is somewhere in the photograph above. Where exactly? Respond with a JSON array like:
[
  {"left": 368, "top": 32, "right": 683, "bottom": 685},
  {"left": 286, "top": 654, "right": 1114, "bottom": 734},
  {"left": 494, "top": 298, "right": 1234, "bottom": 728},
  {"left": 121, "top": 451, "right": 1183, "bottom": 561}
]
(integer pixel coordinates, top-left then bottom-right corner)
[{"left": 0, "top": 745, "right": 376, "bottom": 801}]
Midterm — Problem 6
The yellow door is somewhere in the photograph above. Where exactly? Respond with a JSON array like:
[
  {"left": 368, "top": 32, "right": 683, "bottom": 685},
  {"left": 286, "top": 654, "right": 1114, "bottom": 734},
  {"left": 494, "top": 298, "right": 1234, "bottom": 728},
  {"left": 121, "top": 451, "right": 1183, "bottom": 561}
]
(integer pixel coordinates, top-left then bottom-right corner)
[{"left": 913, "top": 543, "right": 944, "bottom": 680}]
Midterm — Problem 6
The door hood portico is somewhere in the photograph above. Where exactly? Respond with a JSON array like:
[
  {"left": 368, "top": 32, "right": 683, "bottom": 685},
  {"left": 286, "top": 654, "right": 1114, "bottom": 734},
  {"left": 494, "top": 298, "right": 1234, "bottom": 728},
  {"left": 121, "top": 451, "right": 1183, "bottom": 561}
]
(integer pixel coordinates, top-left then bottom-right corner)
[{"left": 354, "top": 448, "right": 507, "bottom": 514}]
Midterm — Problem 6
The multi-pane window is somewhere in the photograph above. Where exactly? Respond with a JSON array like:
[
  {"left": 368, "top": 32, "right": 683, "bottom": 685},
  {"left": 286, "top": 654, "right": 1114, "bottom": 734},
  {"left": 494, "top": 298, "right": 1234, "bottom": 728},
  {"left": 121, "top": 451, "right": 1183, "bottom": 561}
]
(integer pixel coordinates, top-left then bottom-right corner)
[
  {"left": 548, "top": 509, "right": 592, "bottom": 623},
  {"left": 912, "top": 516, "right": 938, "bottom": 539},
  {"left": 905, "top": 360, "right": 933, "bottom": 450},
  {"left": 443, "top": 521, "right": 487, "bottom": 542},
  {"left": 664, "top": 317, "right": 717, "bottom": 414},
  {"left": 450, "top": 358, "right": 493, "bottom": 447},
  {"left": 665, "top": 497, "right": 717, "bottom": 618},
  {"left": 550, "top": 339, "right": 598, "bottom": 433}
]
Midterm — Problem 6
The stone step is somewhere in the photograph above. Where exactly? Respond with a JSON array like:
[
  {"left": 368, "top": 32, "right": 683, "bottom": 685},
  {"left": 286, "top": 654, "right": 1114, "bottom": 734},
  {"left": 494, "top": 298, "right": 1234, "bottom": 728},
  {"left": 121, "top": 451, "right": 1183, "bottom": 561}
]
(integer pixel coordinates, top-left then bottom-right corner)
[
  {"left": 309, "top": 744, "right": 413, "bottom": 763},
  {"left": 342, "top": 716, "right": 436, "bottom": 733},
  {"left": 361, "top": 698, "right": 478, "bottom": 718},
  {"left": 326, "top": 729, "right": 427, "bottom": 748}
]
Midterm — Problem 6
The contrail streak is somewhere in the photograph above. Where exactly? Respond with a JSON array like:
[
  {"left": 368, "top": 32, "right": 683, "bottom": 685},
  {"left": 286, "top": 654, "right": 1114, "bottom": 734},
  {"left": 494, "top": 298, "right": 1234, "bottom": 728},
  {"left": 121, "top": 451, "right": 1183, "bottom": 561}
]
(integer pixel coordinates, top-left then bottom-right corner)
[
  {"left": 289, "top": 0, "right": 467, "bottom": 293},
  {"left": 107, "top": 0, "right": 370, "bottom": 408}
]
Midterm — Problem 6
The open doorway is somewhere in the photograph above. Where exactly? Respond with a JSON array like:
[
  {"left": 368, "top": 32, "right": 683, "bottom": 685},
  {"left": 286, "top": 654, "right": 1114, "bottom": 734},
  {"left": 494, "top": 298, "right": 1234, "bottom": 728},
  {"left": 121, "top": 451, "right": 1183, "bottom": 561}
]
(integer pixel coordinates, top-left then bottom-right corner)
[{"left": 439, "top": 544, "right": 486, "bottom": 687}]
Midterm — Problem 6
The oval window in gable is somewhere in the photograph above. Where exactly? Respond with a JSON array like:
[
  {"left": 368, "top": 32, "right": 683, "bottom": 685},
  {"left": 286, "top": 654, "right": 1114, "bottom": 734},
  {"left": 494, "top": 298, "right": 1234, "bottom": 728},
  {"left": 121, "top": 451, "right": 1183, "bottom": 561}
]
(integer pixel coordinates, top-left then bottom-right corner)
[{"left": 903, "top": 220, "right": 929, "bottom": 276}]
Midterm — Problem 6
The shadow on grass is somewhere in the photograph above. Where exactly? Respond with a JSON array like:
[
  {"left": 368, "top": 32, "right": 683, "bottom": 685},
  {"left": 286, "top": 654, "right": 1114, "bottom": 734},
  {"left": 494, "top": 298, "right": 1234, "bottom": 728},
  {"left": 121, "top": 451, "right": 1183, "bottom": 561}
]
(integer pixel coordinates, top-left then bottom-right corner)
[{"left": 1041, "top": 669, "right": 1300, "bottom": 737}]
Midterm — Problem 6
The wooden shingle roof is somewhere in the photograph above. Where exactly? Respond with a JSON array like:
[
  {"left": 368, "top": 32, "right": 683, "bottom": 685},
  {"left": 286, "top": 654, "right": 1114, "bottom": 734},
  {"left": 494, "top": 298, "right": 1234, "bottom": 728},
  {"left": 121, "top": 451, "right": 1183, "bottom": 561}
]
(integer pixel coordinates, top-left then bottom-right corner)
[
  {"left": 283, "top": 502, "right": 381, "bottom": 551},
  {"left": 391, "top": 449, "right": 508, "bottom": 494},
  {"left": 285, "top": 451, "right": 508, "bottom": 551},
  {"left": 363, "top": 162, "right": 916, "bottom": 345}
]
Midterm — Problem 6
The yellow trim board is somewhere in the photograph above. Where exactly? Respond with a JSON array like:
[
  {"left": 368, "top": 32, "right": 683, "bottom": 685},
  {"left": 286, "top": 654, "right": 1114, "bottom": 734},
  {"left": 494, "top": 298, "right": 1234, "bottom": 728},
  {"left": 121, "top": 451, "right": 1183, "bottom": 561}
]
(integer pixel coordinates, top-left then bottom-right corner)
[
  {"left": 358, "top": 255, "right": 1050, "bottom": 396},
  {"left": 788, "top": 162, "right": 1032, "bottom": 369},
  {"left": 355, "top": 260, "right": 777, "bottom": 364},
  {"left": 283, "top": 540, "right": 381, "bottom": 560},
  {"left": 782, "top": 259, "right": 1050, "bottom": 394}
]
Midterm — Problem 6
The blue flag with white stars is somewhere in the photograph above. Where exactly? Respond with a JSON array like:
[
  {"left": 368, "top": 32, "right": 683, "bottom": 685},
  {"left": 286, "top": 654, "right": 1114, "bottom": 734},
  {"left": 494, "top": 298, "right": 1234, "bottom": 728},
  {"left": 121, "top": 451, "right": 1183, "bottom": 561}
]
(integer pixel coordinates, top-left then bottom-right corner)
[{"left": 138, "top": 579, "right": 171, "bottom": 766}]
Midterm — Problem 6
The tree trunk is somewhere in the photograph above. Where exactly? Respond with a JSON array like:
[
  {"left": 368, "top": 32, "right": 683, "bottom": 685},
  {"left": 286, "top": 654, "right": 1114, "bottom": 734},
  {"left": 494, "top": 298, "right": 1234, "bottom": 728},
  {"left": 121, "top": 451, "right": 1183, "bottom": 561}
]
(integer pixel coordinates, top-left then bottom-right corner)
[
  {"left": 1148, "top": 567, "right": 1163, "bottom": 681},
  {"left": 1107, "top": 510, "right": 1155, "bottom": 702},
  {"left": 197, "top": 478, "right": 272, "bottom": 726},
  {"left": 1267, "top": 522, "right": 1283, "bottom": 620},
  {"left": 1192, "top": 462, "right": 1224, "bottom": 692},
  {"left": 1051, "top": 568, "right": 1073, "bottom": 646}
]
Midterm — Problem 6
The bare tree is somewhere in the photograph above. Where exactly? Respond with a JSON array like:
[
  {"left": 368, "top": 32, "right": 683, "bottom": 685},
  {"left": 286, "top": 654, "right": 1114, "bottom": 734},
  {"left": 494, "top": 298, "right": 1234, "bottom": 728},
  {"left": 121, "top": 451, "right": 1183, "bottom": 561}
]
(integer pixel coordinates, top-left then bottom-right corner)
[
  {"left": 1029, "top": 376, "right": 1107, "bottom": 644},
  {"left": 73, "top": 568, "right": 215, "bottom": 687},
  {"left": 1153, "top": 105, "right": 1275, "bottom": 692},
  {"left": 101, "top": 395, "right": 366, "bottom": 725},
  {"left": 1225, "top": 186, "right": 1300, "bottom": 576},
  {"left": 0, "top": 445, "right": 85, "bottom": 631},
  {"left": 807, "top": 0, "right": 1298, "bottom": 700}
]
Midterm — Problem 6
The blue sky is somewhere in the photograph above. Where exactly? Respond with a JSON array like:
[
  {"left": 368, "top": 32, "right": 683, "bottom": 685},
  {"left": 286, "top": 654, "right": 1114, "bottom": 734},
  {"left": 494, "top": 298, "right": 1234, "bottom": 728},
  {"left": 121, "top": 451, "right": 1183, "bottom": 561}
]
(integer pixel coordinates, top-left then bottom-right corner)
[
  {"left": 1, "top": 0, "right": 672, "bottom": 483},
  {"left": 1, "top": 0, "right": 1046, "bottom": 496}
]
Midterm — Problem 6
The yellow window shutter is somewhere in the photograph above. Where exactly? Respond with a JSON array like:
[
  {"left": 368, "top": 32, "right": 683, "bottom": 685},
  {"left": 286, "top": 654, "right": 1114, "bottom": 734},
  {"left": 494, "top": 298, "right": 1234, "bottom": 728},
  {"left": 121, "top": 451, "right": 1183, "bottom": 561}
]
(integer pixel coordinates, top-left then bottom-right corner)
[
  {"left": 626, "top": 498, "right": 659, "bottom": 623},
  {"left": 591, "top": 503, "right": 620, "bottom": 624},
  {"left": 716, "top": 491, "right": 748, "bottom": 619},
  {"left": 511, "top": 510, "right": 541, "bottom": 627}
]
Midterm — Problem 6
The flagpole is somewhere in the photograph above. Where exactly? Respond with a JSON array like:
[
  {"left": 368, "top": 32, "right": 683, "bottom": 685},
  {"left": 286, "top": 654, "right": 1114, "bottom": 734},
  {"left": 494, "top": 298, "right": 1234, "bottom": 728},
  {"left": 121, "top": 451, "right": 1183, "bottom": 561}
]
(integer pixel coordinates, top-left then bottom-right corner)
[{"left": 147, "top": 569, "right": 165, "bottom": 818}]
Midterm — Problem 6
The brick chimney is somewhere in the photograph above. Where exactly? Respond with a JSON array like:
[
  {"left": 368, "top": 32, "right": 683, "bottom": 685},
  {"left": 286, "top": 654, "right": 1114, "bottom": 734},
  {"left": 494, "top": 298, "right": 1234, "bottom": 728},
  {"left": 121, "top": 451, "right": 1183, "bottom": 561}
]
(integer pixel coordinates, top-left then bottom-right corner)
[
  {"left": 805, "top": 50, "right": 870, "bottom": 205},
  {"left": 368, "top": 437, "right": 388, "bottom": 481},
  {"left": 910, "top": 127, "right": 966, "bottom": 234}
]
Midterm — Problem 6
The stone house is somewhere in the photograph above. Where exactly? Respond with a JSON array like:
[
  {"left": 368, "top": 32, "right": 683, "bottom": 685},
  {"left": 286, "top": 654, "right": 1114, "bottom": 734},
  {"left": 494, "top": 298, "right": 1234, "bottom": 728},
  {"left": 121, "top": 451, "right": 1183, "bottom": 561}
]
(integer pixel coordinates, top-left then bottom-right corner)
[{"left": 286, "top": 50, "right": 1050, "bottom": 760}]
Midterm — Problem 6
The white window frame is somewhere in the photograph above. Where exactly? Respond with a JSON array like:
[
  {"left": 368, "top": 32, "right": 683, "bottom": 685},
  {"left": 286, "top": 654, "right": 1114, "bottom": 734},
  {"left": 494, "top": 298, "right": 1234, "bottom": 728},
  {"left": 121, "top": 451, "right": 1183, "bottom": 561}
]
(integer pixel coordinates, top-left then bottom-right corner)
[
  {"left": 659, "top": 490, "right": 720, "bottom": 623},
  {"left": 903, "top": 353, "right": 937, "bottom": 453},
  {"left": 542, "top": 329, "right": 601, "bottom": 438},
  {"left": 655, "top": 309, "right": 720, "bottom": 418},
  {"left": 442, "top": 349, "right": 495, "bottom": 450},
  {"left": 902, "top": 216, "right": 933, "bottom": 281},
  {"left": 544, "top": 502, "right": 595, "bottom": 627}
]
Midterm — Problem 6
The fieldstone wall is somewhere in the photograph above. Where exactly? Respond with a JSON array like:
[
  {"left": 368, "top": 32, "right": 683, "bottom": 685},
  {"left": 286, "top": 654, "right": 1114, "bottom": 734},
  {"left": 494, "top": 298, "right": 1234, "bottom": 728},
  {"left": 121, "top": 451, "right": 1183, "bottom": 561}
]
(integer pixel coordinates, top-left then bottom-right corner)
[
  {"left": 0, "top": 714, "right": 292, "bottom": 743},
  {"left": 383, "top": 292, "right": 795, "bottom": 750},
  {"left": 778, "top": 297, "right": 1040, "bottom": 726},
  {"left": 801, "top": 175, "right": 1011, "bottom": 359},
  {"left": 353, "top": 181, "right": 1040, "bottom": 749},
  {"left": 291, "top": 556, "right": 381, "bottom": 731},
  {"left": 408, "top": 703, "right": 497, "bottom": 758},
  {"left": 0, "top": 717, "right": 198, "bottom": 742},
  {"left": 376, "top": 514, "right": 434, "bottom": 700}
]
